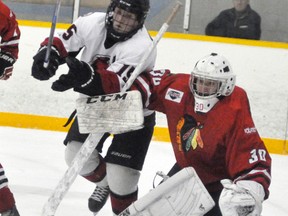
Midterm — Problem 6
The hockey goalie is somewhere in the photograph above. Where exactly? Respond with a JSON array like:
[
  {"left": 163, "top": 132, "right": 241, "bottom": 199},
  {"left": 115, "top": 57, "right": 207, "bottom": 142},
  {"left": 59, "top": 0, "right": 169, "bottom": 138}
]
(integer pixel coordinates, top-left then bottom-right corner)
[{"left": 51, "top": 53, "right": 272, "bottom": 216}]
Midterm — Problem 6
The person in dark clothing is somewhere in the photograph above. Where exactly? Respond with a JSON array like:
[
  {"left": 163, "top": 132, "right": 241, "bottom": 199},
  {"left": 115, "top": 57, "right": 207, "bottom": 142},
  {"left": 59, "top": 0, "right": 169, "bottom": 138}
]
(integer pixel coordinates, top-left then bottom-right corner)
[{"left": 205, "top": 0, "right": 261, "bottom": 40}]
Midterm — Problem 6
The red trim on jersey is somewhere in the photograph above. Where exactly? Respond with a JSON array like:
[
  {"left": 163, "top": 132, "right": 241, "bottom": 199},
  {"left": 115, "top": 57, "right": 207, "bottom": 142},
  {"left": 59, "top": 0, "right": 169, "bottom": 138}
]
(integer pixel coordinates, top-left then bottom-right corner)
[{"left": 41, "top": 37, "right": 68, "bottom": 58}]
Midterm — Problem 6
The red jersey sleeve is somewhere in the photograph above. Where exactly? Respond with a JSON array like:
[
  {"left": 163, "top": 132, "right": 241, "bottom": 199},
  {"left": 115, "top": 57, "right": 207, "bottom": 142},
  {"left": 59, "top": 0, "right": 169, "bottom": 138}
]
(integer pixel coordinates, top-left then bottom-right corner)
[
  {"left": 97, "top": 68, "right": 172, "bottom": 104},
  {"left": 225, "top": 88, "right": 271, "bottom": 199},
  {"left": 0, "top": 2, "right": 20, "bottom": 59}
]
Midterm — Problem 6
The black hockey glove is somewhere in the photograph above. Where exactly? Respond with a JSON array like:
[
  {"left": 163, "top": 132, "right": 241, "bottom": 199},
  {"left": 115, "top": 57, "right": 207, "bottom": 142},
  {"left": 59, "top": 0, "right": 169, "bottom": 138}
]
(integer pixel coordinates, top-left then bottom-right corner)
[
  {"left": 52, "top": 56, "right": 102, "bottom": 96},
  {"left": 0, "top": 52, "right": 16, "bottom": 80},
  {"left": 31, "top": 46, "right": 61, "bottom": 80}
]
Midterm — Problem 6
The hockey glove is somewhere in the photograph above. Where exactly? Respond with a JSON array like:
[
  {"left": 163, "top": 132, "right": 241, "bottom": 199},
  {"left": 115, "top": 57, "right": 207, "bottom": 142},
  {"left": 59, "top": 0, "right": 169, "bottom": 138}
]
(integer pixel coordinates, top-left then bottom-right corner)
[
  {"left": 52, "top": 56, "right": 101, "bottom": 96},
  {"left": 219, "top": 179, "right": 265, "bottom": 216},
  {"left": 0, "top": 52, "right": 16, "bottom": 80},
  {"left": 31, "top": 46, "right": 61, "bottom": 80}
]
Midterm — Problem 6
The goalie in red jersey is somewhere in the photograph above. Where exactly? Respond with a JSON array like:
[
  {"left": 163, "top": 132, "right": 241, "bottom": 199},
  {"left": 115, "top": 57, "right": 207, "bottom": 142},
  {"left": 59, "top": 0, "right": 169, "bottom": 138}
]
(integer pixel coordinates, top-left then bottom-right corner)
[{"left": 52, "top": 53, "right": 271, "bottom": 216}]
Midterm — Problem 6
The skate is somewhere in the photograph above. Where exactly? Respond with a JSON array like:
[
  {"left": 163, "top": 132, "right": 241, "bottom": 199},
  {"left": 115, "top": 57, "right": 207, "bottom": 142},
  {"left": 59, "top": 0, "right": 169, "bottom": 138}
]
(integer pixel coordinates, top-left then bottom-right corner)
[{"left": 88, "top": 185, "right": 109, "bottom": 214}]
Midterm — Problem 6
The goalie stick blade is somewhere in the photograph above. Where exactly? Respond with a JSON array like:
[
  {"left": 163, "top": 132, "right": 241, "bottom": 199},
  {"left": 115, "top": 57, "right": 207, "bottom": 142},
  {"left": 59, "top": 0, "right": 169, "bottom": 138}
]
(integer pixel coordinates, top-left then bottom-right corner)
[{"left": 76, "top": 91, "right": 144, "bottom": 134}]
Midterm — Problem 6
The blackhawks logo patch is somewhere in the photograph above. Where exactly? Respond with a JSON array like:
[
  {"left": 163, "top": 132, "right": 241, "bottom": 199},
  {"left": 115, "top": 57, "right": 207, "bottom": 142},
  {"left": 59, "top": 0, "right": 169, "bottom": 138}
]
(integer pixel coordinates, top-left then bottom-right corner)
[{"left": 176, "top": 114, "right": 204, "bottom": 152}]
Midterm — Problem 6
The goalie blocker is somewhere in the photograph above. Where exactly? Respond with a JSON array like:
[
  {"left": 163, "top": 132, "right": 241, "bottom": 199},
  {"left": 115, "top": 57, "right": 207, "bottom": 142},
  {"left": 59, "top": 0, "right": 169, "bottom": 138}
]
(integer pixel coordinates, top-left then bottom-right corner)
[
  {"left": 118, "top": 167, "right": 215, "bottom": 216},
  {"left": 76, "top": 90, "right": 144, "bottom": 134}
]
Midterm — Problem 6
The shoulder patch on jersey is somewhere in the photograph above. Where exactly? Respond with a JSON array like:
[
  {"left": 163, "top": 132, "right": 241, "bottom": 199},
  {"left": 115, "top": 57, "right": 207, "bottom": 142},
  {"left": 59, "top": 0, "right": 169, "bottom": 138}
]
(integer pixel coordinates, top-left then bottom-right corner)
[{"left": 165, "top": 88, "right": 184, "bottom": 103}]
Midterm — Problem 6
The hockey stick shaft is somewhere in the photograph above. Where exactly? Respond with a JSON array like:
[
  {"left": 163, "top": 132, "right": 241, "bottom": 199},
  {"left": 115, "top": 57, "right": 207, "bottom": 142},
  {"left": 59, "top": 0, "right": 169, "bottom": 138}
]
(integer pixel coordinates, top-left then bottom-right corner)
[
  {"left": 41, "top": 2, "right": 182, "bottom": 216},
  {"left": 43, "top": 0, "right": 61, "bottom": 68},
  {"left": 122, "top": 1, "right": 182, "bottom": 92}
]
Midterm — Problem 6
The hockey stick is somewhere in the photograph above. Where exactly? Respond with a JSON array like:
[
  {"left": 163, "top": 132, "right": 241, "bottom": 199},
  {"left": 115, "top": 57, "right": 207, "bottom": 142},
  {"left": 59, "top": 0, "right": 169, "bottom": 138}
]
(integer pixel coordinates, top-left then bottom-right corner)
[
  {"left": 122, "top": 1, "right": 182, "bottom": 91},
  {"left": 41, "top": 2, "right": 182, "bottom": 216},
  {"left": 43, "top": 0, "right": 61, "bottom": 68}
]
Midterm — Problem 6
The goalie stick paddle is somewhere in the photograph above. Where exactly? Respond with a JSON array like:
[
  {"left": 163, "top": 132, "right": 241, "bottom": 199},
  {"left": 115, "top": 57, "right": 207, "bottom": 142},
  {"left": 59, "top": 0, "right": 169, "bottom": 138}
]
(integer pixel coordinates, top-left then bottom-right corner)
[
  {"left": 41, "top": 2, "right": 182, "bottom": 216},
  {"left": 43, "top": 0, "right": 61, "bottom": 69}
]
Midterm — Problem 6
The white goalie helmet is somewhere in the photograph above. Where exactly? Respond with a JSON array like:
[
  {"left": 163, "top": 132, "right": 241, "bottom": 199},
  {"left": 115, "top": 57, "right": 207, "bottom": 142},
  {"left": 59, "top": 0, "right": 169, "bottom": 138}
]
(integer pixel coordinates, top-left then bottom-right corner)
[{"left": 190, "top": 53, "right": 236, "bottom": 113}]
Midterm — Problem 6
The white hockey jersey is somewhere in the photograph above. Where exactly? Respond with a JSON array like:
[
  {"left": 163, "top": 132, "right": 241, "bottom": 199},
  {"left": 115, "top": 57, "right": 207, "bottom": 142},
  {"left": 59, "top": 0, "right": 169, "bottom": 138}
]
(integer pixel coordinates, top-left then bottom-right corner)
[
  {"left": 57, "top": 12, "right": 156, "bottom": 80},
  {"left": 55, "top": 12, "right": 157, "bottom": 116}
]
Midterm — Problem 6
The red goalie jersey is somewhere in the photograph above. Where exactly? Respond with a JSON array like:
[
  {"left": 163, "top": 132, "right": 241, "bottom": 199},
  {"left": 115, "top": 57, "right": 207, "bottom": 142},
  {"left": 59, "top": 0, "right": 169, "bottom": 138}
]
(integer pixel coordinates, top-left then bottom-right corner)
[{"left": 99, "top": 68, "right": 271, "bottom": 199}]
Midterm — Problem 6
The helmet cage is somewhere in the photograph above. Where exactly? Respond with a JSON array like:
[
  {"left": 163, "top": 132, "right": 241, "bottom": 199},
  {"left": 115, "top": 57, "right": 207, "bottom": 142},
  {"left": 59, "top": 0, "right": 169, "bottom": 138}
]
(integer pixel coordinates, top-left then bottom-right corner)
[
  {"left": 190, "top": 74, "right": 235, "bottom": 99},
  {"left": 105, "top": 0, "right": 149, "bottom": 42}
]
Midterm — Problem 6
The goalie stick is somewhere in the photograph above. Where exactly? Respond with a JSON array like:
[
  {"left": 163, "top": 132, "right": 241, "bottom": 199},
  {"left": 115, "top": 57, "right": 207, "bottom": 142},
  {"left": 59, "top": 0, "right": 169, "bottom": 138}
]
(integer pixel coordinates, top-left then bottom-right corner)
[
  {"left": 43, "top": 0, "right": 61, "bottom": 69},
  {"left": 41, "top": 2, "right": 182, "bottom": 216}
]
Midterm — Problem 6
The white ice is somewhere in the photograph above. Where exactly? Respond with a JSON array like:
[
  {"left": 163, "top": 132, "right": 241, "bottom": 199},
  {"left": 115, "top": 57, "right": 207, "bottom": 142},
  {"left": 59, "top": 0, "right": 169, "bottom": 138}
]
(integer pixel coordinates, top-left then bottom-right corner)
[{"left": 0, "top": 126, "right": 287, "bottom": 216}]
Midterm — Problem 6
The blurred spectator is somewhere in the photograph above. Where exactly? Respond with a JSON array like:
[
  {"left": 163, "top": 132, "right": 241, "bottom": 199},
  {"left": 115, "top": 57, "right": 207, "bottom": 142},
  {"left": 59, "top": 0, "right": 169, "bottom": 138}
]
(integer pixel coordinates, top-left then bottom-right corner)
[{"left": 205, "top": 0, "right": 261, "bottom": 40}]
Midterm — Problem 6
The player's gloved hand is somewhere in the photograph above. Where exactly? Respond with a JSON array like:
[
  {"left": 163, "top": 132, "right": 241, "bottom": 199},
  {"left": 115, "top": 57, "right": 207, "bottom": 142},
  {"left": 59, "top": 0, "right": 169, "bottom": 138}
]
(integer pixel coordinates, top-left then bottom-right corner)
[
  {"left": 31, "top": 46, "right": 61, "bottom": 80},
  {"left": 0, "top": 52, "right": 16, "bottom": 80},
  {"left": 52, "top": 56, "right": 100, "bottom": 96},
  {"left": 219, "top": 179, "right": 265, "bottom": 216}
]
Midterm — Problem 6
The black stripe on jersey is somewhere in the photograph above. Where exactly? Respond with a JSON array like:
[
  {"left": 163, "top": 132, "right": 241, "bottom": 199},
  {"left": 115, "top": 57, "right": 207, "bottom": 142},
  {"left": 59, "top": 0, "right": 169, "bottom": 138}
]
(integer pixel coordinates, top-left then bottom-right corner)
[
  {"left": 0, "top": 178, "right": 8, "bottom": 185},
  {"left": 117, "top": 65, "right": 135, "bottom": 83}
]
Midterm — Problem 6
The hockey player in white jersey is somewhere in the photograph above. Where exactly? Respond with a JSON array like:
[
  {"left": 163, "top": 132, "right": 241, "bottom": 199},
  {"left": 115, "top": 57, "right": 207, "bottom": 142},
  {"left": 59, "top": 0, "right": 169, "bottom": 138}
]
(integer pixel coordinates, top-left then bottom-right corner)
[{"left": 31, "top": 0, "right": 156, "bottom": 215}]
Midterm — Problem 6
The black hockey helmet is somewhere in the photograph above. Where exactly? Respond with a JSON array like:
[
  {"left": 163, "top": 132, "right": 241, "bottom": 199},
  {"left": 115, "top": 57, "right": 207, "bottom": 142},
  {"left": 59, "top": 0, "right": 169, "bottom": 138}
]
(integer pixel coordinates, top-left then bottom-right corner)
[{"left": 105, "top": 0, "right": 150, "bottom": 42}]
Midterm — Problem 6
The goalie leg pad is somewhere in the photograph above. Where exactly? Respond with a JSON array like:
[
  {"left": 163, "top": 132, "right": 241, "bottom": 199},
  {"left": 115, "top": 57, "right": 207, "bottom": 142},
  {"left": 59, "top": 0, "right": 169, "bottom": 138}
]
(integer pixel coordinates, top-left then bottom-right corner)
[{"left": 118, "top": 167, "right": 215, "bottom": 216}]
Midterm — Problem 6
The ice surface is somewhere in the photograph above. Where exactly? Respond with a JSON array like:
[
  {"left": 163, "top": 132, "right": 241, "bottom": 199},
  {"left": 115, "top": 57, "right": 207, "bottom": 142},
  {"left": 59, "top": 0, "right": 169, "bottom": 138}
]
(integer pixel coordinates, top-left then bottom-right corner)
[{"left": 0, "top": 127, "right": 287, "bottom": 215}]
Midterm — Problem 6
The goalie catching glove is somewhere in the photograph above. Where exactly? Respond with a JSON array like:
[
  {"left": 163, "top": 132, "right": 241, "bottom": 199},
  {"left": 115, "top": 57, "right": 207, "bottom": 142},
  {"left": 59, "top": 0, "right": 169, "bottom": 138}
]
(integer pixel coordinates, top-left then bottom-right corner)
[
  {"left": 0, "top": 52, "right": 16, "bottom": 80},
  {"left": 219, "top": 179, "right": 265, "bottom": 216},
  {"left": 52, "top": 56, "right": 102, "bottom": 96}
]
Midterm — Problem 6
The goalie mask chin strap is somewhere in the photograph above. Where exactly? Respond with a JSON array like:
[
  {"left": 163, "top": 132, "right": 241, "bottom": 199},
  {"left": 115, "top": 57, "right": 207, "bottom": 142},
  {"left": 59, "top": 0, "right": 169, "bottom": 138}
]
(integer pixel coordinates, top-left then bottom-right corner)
[{"left": 63, "top": 109, "right": 77, "bottom": 127}]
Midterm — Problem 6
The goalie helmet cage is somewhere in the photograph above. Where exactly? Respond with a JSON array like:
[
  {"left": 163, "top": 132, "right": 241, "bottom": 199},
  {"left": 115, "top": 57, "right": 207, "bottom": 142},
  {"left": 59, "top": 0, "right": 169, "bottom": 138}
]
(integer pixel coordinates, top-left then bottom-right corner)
[{"left": 41, "top": 2, "right": 183, "bottom": 216}]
